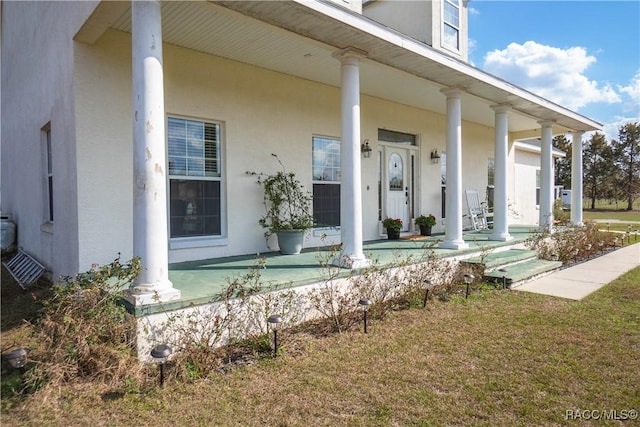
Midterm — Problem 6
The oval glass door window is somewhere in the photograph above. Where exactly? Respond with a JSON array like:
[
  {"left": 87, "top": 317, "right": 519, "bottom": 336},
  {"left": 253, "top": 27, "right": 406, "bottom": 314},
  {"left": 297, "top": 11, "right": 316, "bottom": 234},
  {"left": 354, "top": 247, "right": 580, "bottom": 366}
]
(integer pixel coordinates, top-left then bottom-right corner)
[{"left": 388, "top": 153, "right": 403, "bottom": 191}]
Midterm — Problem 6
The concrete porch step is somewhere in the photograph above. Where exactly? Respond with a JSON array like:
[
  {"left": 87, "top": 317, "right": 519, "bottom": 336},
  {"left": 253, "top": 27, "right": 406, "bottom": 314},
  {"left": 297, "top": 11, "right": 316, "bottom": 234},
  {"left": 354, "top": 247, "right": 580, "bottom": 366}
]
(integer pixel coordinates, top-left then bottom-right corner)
[
  {"left": 484, "top": 258, "right": 563, "bottom": 287},
  {"left": 461, "top": 249, "right": 538, "bottom": 271}
]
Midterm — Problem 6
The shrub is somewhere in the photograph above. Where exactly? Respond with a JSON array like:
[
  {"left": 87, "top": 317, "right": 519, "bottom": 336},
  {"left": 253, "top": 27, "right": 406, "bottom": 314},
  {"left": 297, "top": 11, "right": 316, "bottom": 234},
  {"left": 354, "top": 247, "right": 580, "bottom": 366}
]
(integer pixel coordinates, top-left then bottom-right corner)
[
  {"left": 382, "top": 217, "right": 403, "bottom": 231},
  {"left": 25, "top": 255, "right": 142, "bottom": 391}
]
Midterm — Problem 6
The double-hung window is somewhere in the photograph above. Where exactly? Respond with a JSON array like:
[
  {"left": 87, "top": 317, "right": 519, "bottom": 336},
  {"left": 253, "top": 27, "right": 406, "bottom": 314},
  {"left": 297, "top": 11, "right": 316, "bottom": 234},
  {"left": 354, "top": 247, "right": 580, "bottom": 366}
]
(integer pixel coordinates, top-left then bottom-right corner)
[
  {"left": 443, "top": 0, "right": 460, "bottom": 51},
  {"left": 312, "top": 136, "right": 341, "bottom": 228},
  {"left": 43, "top": 123, "right": 53, "bottom": 223},
  {"left": 535, "top": 169, "right": 541, "bottom": 207},
  {"left": 168, "top": 117, "right": 222, "bottom": 239}
]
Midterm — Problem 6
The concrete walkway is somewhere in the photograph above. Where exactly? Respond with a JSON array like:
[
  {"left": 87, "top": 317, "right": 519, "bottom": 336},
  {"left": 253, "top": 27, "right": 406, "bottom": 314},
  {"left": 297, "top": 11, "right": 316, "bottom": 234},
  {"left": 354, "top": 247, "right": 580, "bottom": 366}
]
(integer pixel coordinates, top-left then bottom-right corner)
[{"left": 514, "top": 242, "right": 640, "bottom": 300}]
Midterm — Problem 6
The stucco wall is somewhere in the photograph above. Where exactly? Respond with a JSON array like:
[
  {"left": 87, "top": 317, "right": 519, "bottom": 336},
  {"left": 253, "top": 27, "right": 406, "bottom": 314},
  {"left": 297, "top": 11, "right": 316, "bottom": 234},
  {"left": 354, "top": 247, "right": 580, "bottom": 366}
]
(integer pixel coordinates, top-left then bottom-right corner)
[
  {"left": 73, "top": 28, "right": 499, "bottom": 270},
  {"left": 364, "top": 1, "right": 433, "bottom": 45},
  {"left": 364, "top": 0, "right": 468, "bottom": 61},
  {"left": 513, "top": 149, "right": 541, "bottom": 225},
  {"left": 1, "top": 1, "right": 98, "bottom": 279}
]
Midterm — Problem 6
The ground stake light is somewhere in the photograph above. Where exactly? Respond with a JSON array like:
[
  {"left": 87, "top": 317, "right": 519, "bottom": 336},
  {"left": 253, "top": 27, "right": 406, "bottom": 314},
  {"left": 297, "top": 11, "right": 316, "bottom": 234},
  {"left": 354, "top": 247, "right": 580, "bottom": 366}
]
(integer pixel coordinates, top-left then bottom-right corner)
[
  {"left": 150, "top": 344, "right": 172, "bottom": 387},
  {"left": 497, "top": 268, "right": 508, "bottom": 289},
  {"left": 358, "top": 298, "right": 372, "bottom": 333},
  {"left": 422, "top": 280, "right": 432, "bottom": 308},
  {"left": 584, "top": 243, "right": 592, "bottom": 259},
  {"left": 5, "top": 348, "right": 28, "bottom": 375},
  {"left": 267, "top": 314, "right": 284, "bottom": 357},
  {"left": 463, "top": 273, "right": 474, "bottom": 299}
]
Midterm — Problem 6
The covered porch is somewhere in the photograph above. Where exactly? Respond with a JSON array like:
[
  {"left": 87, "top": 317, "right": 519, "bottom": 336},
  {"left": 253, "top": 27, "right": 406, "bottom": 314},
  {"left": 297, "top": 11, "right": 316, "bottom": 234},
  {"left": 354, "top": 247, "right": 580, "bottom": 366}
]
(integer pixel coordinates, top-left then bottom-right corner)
[
  {"left": 74, "top": 1, "right": 600, "bottom": 308},
  {"left": 129, "top": 226, "right": 538, "bottom": 316}
]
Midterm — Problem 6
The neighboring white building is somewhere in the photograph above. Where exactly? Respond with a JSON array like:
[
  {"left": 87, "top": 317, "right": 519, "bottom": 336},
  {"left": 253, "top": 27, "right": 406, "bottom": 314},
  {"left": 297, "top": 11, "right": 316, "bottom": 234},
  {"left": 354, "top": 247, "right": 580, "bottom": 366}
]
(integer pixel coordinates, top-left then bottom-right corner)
[{"left": 1, "top": 1, "right": 599, "bottom": 305}]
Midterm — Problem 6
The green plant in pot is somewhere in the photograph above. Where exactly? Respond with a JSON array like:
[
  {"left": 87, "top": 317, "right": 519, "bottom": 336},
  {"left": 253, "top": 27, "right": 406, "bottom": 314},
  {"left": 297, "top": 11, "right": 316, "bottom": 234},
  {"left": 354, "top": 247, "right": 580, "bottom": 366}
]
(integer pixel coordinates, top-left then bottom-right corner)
[
  {"left": 247, "top": 154, "right": 315, "bottom": 254},
  {"left": 382, "top": 217, "right": 403, "bottom": 240},
  {"left": 415, "top": 214, "right": 436, "bottom": 236}
]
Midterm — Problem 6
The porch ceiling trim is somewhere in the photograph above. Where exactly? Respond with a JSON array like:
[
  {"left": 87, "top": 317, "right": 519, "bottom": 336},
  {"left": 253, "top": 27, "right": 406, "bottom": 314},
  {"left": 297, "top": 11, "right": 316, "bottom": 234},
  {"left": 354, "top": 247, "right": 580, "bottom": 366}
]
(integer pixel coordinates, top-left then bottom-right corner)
[
  {"left": 218, "top": 0, "right": 601, "bottom": 133},
  {"left": 76, "top": 0, "right": 602, "bottom": 134}
]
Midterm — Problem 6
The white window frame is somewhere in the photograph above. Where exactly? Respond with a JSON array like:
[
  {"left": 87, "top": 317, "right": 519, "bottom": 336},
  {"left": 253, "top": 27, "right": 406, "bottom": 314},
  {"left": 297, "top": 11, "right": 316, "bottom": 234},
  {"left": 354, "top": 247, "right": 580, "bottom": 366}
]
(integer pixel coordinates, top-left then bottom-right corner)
[
  {"left": 42, "top": 122, "right": 54, "bottom": 226},
  {"left": 442, "top": 0, "right": 461, "bottom": 53},
  {"left": 312, "top": 135, "right": 341, "bottom": 236},
  {"left": 167, "top": 115, "right": 227, "bottom": 249}
]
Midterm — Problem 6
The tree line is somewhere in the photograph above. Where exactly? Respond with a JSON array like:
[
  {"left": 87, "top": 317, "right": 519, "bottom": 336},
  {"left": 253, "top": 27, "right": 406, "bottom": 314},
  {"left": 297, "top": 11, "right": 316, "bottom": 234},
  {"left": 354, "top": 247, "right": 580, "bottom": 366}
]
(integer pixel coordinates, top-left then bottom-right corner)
[{"left": 554, "top": 121, "right": 639, "bottom": 210}]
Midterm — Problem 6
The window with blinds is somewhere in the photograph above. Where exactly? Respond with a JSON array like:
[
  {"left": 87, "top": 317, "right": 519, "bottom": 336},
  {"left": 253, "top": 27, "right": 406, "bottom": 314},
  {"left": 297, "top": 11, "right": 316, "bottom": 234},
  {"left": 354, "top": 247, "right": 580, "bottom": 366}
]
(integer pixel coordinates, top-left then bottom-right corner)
[{"left": 168, "top": 117, "right": 222, "bottom": 238}]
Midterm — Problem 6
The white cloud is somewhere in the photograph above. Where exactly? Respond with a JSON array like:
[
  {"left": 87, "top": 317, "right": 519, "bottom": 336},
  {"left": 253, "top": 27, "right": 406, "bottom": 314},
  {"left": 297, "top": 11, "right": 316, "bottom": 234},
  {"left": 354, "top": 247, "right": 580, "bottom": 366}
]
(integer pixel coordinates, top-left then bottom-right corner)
[
  {"left": 483, "top": 41, "right": 620, "bottom": 111},
  {"left": 618, "top": 71, "right": 640, "bottom": 117}
]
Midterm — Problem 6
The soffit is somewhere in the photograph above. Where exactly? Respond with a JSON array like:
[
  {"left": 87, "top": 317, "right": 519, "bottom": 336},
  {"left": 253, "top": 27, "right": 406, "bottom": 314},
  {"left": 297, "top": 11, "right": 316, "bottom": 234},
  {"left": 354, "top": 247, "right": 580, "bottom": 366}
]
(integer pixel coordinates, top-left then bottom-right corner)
[{"left": 104, "top": 1, "right": 600, "bottom": 134}]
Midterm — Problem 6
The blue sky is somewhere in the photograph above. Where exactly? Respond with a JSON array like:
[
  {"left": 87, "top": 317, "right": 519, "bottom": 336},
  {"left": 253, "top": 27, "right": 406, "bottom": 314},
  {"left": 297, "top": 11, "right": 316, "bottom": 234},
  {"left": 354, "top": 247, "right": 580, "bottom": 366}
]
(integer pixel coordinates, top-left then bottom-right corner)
[{"left": 467, "top": 0, "right": 640, "bottom": 141}]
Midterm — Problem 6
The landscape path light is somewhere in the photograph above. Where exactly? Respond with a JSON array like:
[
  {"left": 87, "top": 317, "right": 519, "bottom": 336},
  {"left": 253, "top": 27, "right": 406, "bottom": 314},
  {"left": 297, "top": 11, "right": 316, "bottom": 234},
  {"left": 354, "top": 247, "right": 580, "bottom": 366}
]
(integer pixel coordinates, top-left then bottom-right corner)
[
  {"left": 267, "top": 314, "right": 284, "bottom": 357},
  {"left": 150, "top": 344, "right": 172, "bottom": 387},
  {"left": 422, "top": 280, "right": 432, "bottom": 308},
  {"left": 5, "top": 348, "right": 29, "bottom": 375},
  {"left": 551, "top": 253, "right": 559, "bottom": 262},
  {"left": 584, "top": 243, "right": 592, "bottom": 259},
  {"left": 497, "top": 268, "right": 508, "bottom": 290},
  {"left": 463, "top": 273, "right": 474, "bottom": 299},
  {"left": 358, "top": 298, "right": 372, "bottom": 333}
]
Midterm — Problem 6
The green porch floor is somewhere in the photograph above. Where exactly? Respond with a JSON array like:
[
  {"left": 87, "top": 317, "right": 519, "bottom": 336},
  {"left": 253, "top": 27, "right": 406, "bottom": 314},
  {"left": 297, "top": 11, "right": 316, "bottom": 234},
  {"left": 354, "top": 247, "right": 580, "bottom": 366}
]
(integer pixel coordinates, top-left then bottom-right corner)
[{"left": 131, "top": 226, "right": 538, "bottom": 316}]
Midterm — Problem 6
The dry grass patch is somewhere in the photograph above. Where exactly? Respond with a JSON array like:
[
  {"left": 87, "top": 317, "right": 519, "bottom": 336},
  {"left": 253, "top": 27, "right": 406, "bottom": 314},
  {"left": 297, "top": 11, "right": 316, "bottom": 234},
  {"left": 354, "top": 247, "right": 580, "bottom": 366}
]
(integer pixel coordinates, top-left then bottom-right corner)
[{"left": 2, "top": 267, "right": 639, "bottom": 426}]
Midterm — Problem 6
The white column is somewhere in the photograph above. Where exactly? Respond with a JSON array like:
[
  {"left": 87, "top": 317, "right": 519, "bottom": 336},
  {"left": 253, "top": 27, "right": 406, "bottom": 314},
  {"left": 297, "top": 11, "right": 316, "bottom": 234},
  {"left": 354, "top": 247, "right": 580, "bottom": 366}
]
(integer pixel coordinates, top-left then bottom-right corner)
[
  {"left": 333, "top": 48, "right": 369, "bottom": 268},
  {"left": 489, "top": 104, "right": 513, "bottom": 242},
  {"left": 439, "top": 88, "right": 468, "bottom": 250},
  {"left": 490, "top": 105, "right": 513, "bottom": 241},
  {"left": 538, "top": 120, "right": 555, "bottom": 232},
  {"left": 128, "top": 1, "right": 180, "bottom": 305},
  {"left": 570, "top": 131, "right": 584, "bottom": 226}
]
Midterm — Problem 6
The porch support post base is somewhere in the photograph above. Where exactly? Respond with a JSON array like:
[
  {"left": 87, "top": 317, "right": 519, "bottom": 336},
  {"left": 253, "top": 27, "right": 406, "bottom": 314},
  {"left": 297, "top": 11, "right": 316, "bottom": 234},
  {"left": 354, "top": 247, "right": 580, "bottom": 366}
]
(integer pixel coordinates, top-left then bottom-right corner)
[
  {"left": 439, "top": 239, "right": 469, "bottom": 250},
  {"left": 333, "top": 253, "right": 371, "bottom": 269},
  {"left": 489, "top": 233, "right": 514, "bottom": 242},
  {"left": 125, "top": 283, "right": 181, "bottom": 306}
]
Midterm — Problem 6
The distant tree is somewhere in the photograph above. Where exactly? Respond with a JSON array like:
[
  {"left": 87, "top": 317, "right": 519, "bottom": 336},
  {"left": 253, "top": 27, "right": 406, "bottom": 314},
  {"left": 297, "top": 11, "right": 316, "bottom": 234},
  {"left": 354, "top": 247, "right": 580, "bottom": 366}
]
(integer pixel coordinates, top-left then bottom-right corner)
[
  {"left": 583, "top": 132, "right": 614, "bottom": 209},
  {"left": 611, "top": 122, "right": 640, "bottom": 210},
  {"left": 553, "top": 135, "right": 572, "bottom": 189}
]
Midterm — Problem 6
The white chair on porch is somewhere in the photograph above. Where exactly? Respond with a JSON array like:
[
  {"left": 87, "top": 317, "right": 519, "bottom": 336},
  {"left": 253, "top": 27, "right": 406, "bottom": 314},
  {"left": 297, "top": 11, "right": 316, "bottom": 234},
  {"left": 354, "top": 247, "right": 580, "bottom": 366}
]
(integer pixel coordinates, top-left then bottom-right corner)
[{"left": 464, "top": 189, "right": 493, "bottom": 231}]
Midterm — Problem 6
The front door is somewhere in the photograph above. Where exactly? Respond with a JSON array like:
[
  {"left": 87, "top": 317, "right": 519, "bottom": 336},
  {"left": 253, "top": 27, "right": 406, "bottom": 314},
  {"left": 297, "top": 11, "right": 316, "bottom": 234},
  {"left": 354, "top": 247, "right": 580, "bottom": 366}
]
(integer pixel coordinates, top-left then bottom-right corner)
[{"left": 386, "top": 149, "right": 410, "bottom": 231}]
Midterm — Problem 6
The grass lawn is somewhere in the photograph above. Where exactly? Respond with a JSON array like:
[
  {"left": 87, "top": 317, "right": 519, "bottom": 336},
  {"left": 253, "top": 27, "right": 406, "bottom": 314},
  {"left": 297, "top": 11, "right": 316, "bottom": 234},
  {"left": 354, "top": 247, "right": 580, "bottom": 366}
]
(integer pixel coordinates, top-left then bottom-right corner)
[
  {"left": 3, "top": 265, "right": 639, "bottom": 426},
  {"left": 580, "top": 200, "right": 640, "bottom": 232}
]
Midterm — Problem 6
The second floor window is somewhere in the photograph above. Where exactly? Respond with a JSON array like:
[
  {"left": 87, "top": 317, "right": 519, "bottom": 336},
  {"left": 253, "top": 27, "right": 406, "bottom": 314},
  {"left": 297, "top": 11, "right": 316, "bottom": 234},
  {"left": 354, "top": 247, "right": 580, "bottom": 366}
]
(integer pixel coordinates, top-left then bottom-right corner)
[{"left": 443, "top": 0, "right": 460, "bottom": 51}]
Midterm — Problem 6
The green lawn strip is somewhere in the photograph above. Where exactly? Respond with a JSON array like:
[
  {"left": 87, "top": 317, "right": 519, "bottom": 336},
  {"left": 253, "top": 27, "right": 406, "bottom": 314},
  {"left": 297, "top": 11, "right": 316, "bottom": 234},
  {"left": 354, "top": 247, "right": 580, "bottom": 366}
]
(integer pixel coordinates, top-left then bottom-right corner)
[{"left": 3, "top": 268, "right": 639, "bottom": 426}]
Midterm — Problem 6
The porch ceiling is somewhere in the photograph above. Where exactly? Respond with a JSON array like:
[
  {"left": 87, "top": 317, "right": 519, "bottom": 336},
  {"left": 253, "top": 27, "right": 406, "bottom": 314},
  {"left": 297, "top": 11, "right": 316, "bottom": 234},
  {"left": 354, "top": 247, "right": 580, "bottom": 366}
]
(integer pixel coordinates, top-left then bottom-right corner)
[{"left": 79, "top": 0, "right": 601, "bottom": 135}]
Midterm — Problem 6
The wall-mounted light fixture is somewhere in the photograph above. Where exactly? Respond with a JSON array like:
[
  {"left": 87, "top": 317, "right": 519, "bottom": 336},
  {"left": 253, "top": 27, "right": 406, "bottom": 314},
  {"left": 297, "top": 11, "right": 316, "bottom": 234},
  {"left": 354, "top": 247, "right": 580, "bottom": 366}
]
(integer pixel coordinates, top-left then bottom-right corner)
[
  {"left": 361, "top": 139, "right": 372, "bottom": 158},
  {"left": 430, "top": 149, "right": 441, "bottom": 164}
]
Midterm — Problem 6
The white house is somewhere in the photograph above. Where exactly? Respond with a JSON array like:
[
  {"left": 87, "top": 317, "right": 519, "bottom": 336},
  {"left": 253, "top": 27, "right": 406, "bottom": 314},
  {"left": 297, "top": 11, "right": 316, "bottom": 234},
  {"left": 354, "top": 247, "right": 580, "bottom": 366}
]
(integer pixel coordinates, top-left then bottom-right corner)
[{"left": 1, "top": 1, "right": 600, "bottom": 306}]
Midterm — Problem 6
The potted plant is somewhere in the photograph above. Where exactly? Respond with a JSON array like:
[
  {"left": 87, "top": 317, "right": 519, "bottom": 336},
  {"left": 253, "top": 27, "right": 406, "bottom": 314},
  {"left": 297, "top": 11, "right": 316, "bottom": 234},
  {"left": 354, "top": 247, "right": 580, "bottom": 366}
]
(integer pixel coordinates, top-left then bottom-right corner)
[
  {"left": 382, "top": 217, "right": 403, "bottom": 240},
  {"left": 415, "top": 214, "right": 436, "bottom": 236},
  {"left": 247, "top": 154, "right": 315, "bottom": 254}
]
